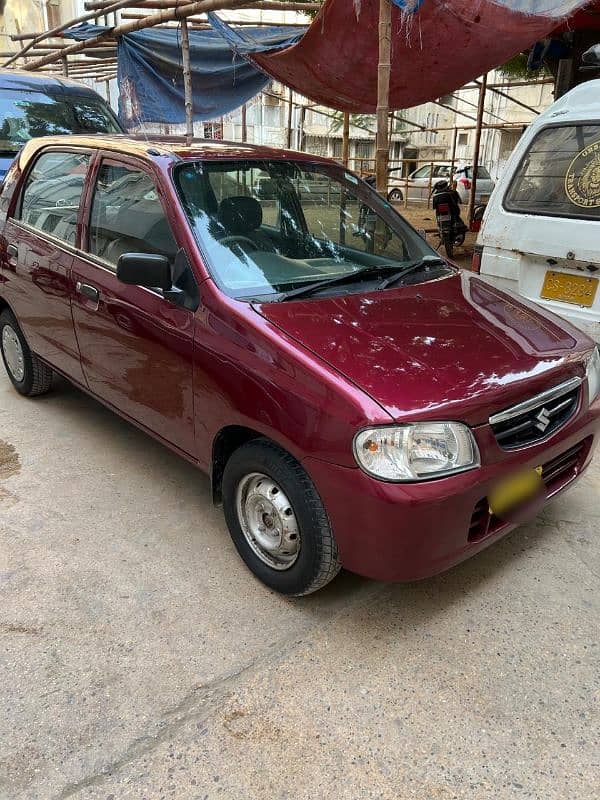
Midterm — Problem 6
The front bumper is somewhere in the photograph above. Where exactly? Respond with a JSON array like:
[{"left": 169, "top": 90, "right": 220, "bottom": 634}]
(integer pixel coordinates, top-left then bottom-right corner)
[{"left": 303, "top": 401, "right": 600, "bottom": 582}]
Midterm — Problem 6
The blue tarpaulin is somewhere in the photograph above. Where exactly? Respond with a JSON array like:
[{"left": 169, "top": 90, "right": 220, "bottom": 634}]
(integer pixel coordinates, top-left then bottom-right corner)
[{"left": 64, "top": 22, "right": 305, "bottom": 128}]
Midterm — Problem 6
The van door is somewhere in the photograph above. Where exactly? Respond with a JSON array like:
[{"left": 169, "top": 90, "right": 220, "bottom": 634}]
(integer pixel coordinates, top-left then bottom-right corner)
[{"left": 479, "top": 123, "right": 600, "bottom": 340}]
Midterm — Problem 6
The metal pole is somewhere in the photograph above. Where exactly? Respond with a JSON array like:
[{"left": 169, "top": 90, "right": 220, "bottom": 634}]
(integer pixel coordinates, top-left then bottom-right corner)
[
  {"left": 342, "top": 111, "right": 350, "bottom": 167},
  {"left": 180, "top": 18, "right": 194, "bottom": 146},
  {"left": 375, "top": 0, "right": 392, "bottom": 195},
  {"left": 468, "top": 72, "right": 487, "bottom": 225}
]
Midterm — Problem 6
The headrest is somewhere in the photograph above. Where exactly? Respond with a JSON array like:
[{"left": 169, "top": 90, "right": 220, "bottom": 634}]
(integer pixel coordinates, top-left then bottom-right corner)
[{"left": 219, "top": 195, "right": 263, "bottom": 235}]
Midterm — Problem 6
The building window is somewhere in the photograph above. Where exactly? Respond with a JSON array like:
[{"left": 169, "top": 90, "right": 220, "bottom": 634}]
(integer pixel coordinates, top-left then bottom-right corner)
[
  {"left": 331, "top": 139, "right": 343, "bottom": 159},
  {"left": 458, "top": 132, "right": 469, "bottom": 147},
  {"left": 46, "top": 1, "right": 61, "bottom": 29},
  {"left": 355, "top": 140, "right": 373, "bottom": 159}
]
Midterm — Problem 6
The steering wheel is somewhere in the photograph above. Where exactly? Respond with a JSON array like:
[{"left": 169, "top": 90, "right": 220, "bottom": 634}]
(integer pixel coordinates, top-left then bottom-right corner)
[{"left": 220, "top": 235, "right": 259, "bottom": 251}]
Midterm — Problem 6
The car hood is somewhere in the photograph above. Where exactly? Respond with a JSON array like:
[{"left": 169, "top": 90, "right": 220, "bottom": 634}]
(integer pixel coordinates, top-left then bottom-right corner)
[{"left": 252, "top": 272, "right": 591, "bottom": 426}]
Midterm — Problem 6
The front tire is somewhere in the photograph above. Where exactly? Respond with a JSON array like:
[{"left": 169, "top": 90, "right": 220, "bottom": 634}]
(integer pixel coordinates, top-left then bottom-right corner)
[
  {"left": 0, "top": 310, "right": 52, "bottom": 396},
  {"left": 222, "top": 439, "right": 341, "bottom": 596}
]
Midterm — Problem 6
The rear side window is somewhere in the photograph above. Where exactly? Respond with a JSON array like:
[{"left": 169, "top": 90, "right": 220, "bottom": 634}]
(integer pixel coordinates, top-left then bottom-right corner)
[
  {"left": 505, "top": 124, "right": 600, "bottom": 220},
  {"left": 18, "top": 150, "right": 90, "bottom": 244},
  {"left": 88, "top": 162, "right": 177, "bottom": 267}
]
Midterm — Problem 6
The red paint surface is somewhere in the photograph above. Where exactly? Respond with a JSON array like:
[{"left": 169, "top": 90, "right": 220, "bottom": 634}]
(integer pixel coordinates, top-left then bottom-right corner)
[
  {"left": 249, "top": 0, "right": 589, "bottom": 111},
  {"left": 1, "top": 136, "right": 599, "bottom": 583}
]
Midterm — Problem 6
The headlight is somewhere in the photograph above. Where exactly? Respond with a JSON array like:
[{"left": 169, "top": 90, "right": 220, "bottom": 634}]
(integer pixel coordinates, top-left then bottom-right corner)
[
  {"left": 353, "top": 422, "right": 480, "bottom": 482},
  {"left": 586, "top": 346, "right": 600, "bottom": 403}
]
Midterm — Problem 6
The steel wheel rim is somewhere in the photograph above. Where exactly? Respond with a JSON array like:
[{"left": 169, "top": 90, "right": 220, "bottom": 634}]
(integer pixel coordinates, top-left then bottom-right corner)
[
  {"left": 235, "top": 472, "right": 300, "bottom": 571},
  {"left": 2, "top": 325, "right": 25, "bottom": 382}
]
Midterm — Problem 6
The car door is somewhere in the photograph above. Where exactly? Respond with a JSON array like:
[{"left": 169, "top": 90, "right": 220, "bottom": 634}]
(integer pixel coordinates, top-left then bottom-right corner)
[
  {"left": 70, "top": 154, "right": 196, "bottom": 456},
  {"left": 1, "top": 149, "right": 90, "bottom": 384},
  {"left": 408, "top": 165, "right": 431, "bottom": 201}
]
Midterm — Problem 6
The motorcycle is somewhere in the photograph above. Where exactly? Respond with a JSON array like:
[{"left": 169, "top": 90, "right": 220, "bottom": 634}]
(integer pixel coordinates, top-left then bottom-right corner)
[{"left": 431, "top": 180, "right": 468, "bottom": 259}]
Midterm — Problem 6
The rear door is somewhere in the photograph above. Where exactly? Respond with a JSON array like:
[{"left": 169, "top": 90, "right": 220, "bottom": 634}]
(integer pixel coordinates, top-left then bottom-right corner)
[
  {"left": 71, "top": 154, "right": 196, "bottom": 455},
  {"left": 480, "top": 123, "right": 600, "bottom": 337},
  {"left": 1, "top": 148, "right": 90, "bottom": 383}
]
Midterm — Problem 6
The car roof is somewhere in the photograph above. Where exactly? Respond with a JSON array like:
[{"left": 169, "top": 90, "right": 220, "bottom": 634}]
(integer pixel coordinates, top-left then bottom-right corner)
[
  {"left": 536, "top": 78, "right": 600, "bottom": 124},
  {"left": 20, "top": 134, "right": 338, "bottom": 166},
  {"left": 0, "top": 68, "right": 108, "bottom": 99}
]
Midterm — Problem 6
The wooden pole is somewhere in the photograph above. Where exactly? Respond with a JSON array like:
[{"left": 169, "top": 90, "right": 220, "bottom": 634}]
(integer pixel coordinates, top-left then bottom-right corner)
[
  {"left": 61, "top": 56, "right": 69, "bottom": 77},
  {"left": 24, "top": 0, "right": 259, "bottom": 71},
  {"left": 241, "top": 102, "right": 247, "bottom": 142},
  {"left": 181, "top": 18, "right": 194, "bottom": 146},
  {"left": 375, "top": 0, "right": 392, "bottom": 195},
  {"left": 2, "top": 0, "right": 134, "bottom": 68},
  {"left": 468, "top": 72, "right": 487, "bottom": 225},
  {"left": 298, "top": 104, "right": 306, "bottom": 151},
  {"left": 450, "top": 126, "right": 458, "bottom": 180},
  {"left": 342, "top": 111, "right": 350, "bottom": 167},
  {"left": 286, "top": 88, "right": 293, "bottom": 149}
]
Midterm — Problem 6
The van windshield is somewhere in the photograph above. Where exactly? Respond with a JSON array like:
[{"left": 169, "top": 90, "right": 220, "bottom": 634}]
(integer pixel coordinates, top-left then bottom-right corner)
[
  {"left": 175, "top": 159, "right": 446, "bottom": 300},
  {"left": 0, "top": 89, "right": 121, "bottom": 156}
]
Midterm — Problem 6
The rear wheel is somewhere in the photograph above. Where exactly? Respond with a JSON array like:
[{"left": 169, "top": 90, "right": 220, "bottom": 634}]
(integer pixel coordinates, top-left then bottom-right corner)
[
  {"left": 222, "top": 439, "right": 341, "bottom": 596},
  {"left": 0, "top": 310, "right": 52, "bottom": 396},
  {"left": 387, "top": 188, "right": 403, "bottom": 203},
  {"left": 442, "top": 232, "right": 454, "bottom": 259}
]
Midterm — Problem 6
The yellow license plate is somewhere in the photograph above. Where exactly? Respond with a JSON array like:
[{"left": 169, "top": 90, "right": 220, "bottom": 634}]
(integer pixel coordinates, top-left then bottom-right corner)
[
  {"left": 488, "top": 467, "right": 543, "bottom": 517},
  {"left": 541, "top": 270, "right": 599, "bottom": 308}
]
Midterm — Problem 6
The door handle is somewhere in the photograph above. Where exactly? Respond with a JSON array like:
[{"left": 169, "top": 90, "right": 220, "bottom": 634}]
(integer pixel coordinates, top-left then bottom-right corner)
[
  {"left": 76, "top": 282, "right": 100, "bottom": 302},
  {"left": 6, "top": 244, "right": 17, "bottom": 258}
]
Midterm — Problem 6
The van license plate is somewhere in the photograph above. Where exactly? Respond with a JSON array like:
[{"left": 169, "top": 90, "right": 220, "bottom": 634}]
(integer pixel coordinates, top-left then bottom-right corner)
[{"left": 541, "top": 271, "right": 599, "bottom": 308}]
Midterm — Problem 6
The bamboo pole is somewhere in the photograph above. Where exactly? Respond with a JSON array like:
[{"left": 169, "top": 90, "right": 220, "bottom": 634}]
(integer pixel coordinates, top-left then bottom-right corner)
[
  {"left": 241, "top": 103, "right": 247, "bottom": 142},
  {"left": 473, "top": 78, "right": 540, "bottom": 116},
  {"left": 450, "top": 126, "right": 458, "bottom": 180},
  {"left": 85, "top": 0, "right": 318, "bottom": 10},
  {"left": 342, "top": 111, "right": 349, "bottom": 167},
  {"left": 181, "top": 18, "right": 194, "bottom": 146},
  {"left": 468, "top": 72, "right": 487, "bottom": 225},
  {"left": 375, "top": 0, "right": 391, "bottom": 195},
  {"left": 24, "top": 0, "right": 258, "bottom": 71},
  {"left": 286, "top": 88, "right": 293, "bottom": 149},
  {"left": 2, "top": 0, "right": 134, "bottom": 68}
]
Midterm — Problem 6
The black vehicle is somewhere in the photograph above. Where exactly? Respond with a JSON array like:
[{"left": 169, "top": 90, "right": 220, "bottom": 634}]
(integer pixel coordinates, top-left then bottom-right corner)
[
  {"left": 431, "top": 179, "right": 468, "bottom": 259},
  {"left": 0, "top": 70, "right": 123, "bottom": 181}
]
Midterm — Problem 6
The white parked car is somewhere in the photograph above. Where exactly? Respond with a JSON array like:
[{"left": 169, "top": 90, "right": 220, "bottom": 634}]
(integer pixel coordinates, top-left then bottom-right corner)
[
  {"left": 475, "top": 79, "right": 600, "bottom": 342},
  {"left": 387, "top": 162, "right": 494, "bottom": 204}
]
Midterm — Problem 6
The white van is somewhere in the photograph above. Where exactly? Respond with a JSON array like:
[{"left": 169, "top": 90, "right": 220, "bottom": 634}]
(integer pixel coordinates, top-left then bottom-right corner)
[{"left": 475, "top": 80, "right": 600, "bottom": 341}]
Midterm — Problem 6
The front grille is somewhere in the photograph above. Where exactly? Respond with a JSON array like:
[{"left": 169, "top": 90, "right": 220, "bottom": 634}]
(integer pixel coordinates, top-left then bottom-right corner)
[
  {"left": 490, "top": 378, "right": 580, "bottom": 450},
  {"left": 468, "top": 438, "right": 590, "bottom": 543}
]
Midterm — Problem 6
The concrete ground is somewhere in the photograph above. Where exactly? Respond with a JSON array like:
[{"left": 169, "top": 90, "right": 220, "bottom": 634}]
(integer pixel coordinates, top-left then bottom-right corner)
[{"left": 0, "top": 370, "right": 598, "bottom": 800}]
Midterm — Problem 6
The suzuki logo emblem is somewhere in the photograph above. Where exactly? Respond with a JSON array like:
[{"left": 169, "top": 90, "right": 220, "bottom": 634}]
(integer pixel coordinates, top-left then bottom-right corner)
[{"left": 534, "top": 407, "right": 551, "bottom": 433}]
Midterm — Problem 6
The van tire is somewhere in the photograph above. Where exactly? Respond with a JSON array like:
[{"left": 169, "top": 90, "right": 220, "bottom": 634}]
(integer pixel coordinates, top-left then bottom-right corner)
[
  {"left": 0, "top": 310, "right": 53, "bottom": 396},
  {"left": 388, "top": 189, "right": 403, "bottom": 203},
  {"left": 222, "top": 438, "right": 341, "bottom": 596}
]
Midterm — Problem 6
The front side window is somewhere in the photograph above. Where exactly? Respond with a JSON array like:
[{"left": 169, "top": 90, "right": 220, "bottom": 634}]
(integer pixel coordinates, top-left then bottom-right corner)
[
  {"left": 19, "top": 150, "right": 90, "bottom": 244},
  {"left": 175, "top": 159, "right": 445, "bottom": 300},
  {"left": 412, "top": 165, "right": 431, "bottom": 179},
  {"left": 505, "top": 124, "right": 600, "bottom": 220},
  {"left": 89, "top": 162, "right": 177, "bottom": 267},
  {"left": 0, "top": 89, "right": 120, "bottom": 157}
]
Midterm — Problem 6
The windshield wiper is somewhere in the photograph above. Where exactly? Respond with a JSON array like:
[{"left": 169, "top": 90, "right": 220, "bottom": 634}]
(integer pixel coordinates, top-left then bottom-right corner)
[
  {"left": 277, "top": 264, "right": 408, "bottom": 302},
  {"left": 377, "top": 256, "right": 447, "bottom": 290}
]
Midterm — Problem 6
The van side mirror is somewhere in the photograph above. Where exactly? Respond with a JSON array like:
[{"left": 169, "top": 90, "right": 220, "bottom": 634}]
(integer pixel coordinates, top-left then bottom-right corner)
[{"left": 116, "top": 253, "right": 172, "bottom": 292}]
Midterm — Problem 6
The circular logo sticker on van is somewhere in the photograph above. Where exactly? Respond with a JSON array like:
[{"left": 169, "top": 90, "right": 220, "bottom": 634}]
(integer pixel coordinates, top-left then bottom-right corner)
[{"left": 565, "top": 139, "right": 600, "bottom": 208}]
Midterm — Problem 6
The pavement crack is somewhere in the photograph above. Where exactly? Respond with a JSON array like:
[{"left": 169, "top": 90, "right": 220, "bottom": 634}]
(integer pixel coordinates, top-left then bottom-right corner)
[{"left": 55, "top": 581, "right": 385, "bottom": 799}]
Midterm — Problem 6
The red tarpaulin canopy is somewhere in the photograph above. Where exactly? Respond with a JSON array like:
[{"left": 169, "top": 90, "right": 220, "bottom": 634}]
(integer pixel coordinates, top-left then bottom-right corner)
[{"left": 247, "top": 0, "right": 598, "bottom": 112}]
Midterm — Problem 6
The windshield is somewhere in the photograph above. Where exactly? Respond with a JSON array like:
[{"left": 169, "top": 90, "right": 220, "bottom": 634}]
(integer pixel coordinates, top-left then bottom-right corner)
[
  {"left": 175, "top": 160, "right": 444, "bottom": 299},
  {"left": 463, "top": 166, "right": 491, "bottom": 180},
  {"left": 0, "top": 89, "right": 121, "bottom": 155}
]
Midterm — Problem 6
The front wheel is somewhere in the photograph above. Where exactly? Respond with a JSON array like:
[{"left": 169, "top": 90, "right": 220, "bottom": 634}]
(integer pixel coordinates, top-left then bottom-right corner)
[
  {"left": 0, "top": 310, "right": 52, "bottom": 396},
  {"left": 222, "top": 439, "right": 341, "bottom": 596}
]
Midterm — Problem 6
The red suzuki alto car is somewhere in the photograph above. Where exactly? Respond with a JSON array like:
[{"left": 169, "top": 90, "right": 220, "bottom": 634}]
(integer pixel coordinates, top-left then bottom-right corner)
[{"left": 1, "top": 136, "right": 599, "bottom": 595}]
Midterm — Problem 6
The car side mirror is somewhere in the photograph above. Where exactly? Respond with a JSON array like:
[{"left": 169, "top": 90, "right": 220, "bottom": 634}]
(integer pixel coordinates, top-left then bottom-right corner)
[{"left": 116, "top": 253, "right": 172, "bottom": 292}]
